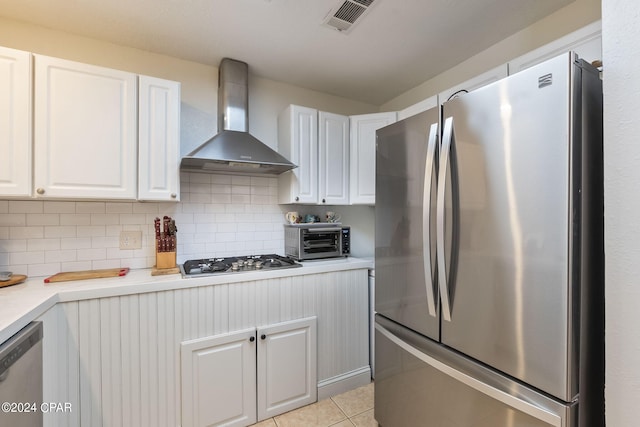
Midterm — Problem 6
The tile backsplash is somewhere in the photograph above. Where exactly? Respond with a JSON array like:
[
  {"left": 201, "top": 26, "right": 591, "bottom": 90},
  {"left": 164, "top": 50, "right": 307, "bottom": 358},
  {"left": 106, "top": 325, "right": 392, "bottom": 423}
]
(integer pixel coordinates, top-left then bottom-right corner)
[{"left": 0, "top": 173, "right": 285, "bottom": 277}]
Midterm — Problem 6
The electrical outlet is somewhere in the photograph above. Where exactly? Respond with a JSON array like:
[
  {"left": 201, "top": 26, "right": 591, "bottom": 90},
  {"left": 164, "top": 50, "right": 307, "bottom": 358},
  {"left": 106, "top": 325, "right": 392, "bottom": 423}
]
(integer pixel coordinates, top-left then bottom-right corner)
[{"left": 119, "top": 230, "right": 142, "bottom": 250}]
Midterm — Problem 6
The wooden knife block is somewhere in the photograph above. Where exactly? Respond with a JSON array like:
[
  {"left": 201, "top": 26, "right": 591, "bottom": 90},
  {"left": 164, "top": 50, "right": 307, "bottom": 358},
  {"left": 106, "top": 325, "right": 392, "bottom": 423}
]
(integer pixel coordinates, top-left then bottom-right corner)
[{"left": 155, "top": 242, "right": 176, "bottom": 269}]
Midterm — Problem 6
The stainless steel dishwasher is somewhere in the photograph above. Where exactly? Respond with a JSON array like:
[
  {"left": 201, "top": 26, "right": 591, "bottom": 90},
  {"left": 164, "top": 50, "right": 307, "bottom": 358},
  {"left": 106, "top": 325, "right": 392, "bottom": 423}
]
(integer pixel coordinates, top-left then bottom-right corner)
[{"left": 0, "top": 322, "right": 43, "bottom": 427}]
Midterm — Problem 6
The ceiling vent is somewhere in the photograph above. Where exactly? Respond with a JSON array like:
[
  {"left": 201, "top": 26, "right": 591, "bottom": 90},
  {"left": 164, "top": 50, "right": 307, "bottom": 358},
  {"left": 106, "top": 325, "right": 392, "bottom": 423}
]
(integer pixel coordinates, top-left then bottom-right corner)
[{"left": 322, "top": 0, "right": 377, "bottom": 33}]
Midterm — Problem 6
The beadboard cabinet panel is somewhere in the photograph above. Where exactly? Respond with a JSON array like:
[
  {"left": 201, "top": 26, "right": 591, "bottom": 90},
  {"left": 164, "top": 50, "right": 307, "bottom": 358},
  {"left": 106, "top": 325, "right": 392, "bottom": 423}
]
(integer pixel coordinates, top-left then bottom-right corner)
[
  {"left": 78, "top": 298, "right": 103, "bottom": 426},
  {"left": 38, "top": 303, "right": 80, "bottom": 427},
  {"left": 314, "top": 269, "right": 369, "bottom": 381},
  {"left": 120, "top": 295, "right": 142, "bottom": 427},
  {"left": 156, "top": 291, "right": 178, "bottom": 427},
  {"left": 100, "top": 297, "right": 123, "bottom": 427}
]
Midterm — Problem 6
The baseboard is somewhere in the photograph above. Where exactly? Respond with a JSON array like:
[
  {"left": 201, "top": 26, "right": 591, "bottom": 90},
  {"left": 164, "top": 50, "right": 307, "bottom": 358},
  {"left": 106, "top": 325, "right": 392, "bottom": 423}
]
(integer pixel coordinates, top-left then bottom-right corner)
[{"left": 317, "top": 366, "right": 372, "bottom": 400}]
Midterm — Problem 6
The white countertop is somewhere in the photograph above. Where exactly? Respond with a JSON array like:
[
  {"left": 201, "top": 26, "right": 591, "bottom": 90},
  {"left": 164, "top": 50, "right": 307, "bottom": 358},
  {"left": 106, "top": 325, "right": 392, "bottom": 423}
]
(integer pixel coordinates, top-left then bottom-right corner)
[{"left": 0, "top": 257, "right": 373, "bottom": 344}]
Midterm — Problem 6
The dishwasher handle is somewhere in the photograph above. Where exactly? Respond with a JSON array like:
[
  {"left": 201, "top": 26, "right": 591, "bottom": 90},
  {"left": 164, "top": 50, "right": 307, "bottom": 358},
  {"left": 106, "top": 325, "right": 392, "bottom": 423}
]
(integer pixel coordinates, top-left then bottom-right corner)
[{"left": 0, "top": 321, "right": 43, "bottom": 379}]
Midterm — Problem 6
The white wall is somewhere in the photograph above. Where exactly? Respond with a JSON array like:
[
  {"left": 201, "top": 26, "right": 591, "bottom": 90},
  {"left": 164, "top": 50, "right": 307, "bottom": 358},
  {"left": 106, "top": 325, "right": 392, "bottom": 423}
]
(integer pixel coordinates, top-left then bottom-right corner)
[
  {"left": 602, "top": 0, "right": 640, "bottom": 424},
  {"left": 380, "top": 0, "right": 601, "bottom": 111},
  {"left": 281, "top": 204, "right": 375, "bottom": 259}
]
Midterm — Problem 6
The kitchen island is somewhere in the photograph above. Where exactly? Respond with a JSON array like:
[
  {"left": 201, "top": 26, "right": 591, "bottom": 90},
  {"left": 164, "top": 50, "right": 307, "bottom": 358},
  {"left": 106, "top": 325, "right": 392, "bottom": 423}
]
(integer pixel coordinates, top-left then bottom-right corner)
[{"left": 0, "top": 257, "right": 372, "bottom": 427}]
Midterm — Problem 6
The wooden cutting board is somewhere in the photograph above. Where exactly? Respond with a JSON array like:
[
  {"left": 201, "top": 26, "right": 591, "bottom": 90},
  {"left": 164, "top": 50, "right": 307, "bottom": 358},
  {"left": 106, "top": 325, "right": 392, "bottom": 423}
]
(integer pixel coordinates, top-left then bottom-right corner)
[
  {"left": 0, "top": 274, "right": 27, "bottom": 288},
  {"left": 44, "top": 268, "right": 130, "bottom": 283}
]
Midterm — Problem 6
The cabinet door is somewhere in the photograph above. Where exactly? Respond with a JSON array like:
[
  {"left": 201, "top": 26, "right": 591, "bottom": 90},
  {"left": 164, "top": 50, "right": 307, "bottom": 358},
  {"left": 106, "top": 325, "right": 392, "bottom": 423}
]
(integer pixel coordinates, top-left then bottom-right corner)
[
  {"left": 318, "top": 112, "right": 349, "bottom": 205},
  {"left": 438, "top": 64, "right": 508, "bottom": 103},
  {"left": 509, "top": 21, "right": 601, "bottom": 74},
  {"left": 257, "top": 317, "right": 317, "bottom": 421},
  {"left": 278, "top": 105, "right": 318, "bottom": 204},
  {"left": 34, "top": 55, "right": 137, "bottom": 199},
  {"left": 181, "top": 328, "right": 257, "bottom": 427},
  {"left": 349, "top": 112, "right": 397, "bottom": 204},
  {"left": 138, "top": 75, "right": 181, "bottom": 201},
  {"left": 0, "top": 46, "right": 31, "bottom": 196}
]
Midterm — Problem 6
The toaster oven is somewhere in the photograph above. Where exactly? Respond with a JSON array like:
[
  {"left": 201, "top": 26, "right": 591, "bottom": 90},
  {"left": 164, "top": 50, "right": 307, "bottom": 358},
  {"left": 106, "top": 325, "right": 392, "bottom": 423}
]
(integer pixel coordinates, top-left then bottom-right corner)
[{"left": 284, "top": 224, "right": 350, "bottom": 260}]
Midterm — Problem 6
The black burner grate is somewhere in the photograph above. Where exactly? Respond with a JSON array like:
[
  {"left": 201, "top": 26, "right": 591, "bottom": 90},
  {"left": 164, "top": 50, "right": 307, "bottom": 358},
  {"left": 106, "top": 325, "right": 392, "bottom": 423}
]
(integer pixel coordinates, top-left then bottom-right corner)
[{"left": 181, "top": 254, "right": 301, "bottom": 277}]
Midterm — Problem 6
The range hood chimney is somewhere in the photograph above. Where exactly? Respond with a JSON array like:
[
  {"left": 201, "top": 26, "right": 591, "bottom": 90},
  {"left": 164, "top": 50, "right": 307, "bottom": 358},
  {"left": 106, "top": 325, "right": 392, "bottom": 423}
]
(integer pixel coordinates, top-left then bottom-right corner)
[{"left": 181, "top": 58, "right": 296, "bottom": 174}]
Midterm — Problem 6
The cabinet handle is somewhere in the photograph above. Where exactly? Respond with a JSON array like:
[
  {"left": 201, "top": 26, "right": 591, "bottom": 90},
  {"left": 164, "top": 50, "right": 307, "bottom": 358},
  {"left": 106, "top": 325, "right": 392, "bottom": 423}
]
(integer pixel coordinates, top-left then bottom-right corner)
[
  {"left": 295, "top": 196, "right": 299, "bottom": 202},
  {"left": 249, "top": 336, "right": 255, "bottom": 342},
  {"left": 36, "top": 188, "right": 45, "bottom": 195},
  {"left": 322, "top": 199, "right": 326, "bottom": 203},
  {"left": 261, "top": 334, "right": 266, "bottom": 340},
  {"left": 170, "top": 193, "right": 177, "bottom": 199}
]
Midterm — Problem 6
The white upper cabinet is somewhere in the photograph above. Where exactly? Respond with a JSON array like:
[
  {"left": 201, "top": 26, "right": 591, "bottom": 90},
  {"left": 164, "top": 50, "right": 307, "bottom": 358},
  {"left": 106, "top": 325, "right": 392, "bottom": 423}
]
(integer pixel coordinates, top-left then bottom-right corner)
[
  {"left": 509, "top": 21, "right": 602, "bottom": 75},
  {"left": 349, "top": 112, "right": 397, "bottom": 205},
  {"left": 0, "top": 46, "right": 31, "bottom": 197},
  {"left": 278, "top": 105, "right": 318, "bottom": 204},
  {"left": 34, "top": 54, "right": 138, "bottom": 199},
  {"left": 439, "top": 64, "right": 508, "bottom": 103},
  {"left": 397, "top": 95, "right": 438, "bottom": 121},
  {"left": 138, "top": 75, "right": 181, "bottom": 201},
  {"left": 279, "top": 105, "right": 350, "bottom": 205},
  {"left": 318, "top": 111, "right": 350, "bottom": 205}
]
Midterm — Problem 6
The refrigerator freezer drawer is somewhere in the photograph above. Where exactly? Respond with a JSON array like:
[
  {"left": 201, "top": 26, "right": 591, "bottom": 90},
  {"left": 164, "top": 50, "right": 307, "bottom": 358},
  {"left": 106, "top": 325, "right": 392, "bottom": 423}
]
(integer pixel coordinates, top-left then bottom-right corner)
[{"left": 374, "top": 316, "right": 576, "bottom": 427}]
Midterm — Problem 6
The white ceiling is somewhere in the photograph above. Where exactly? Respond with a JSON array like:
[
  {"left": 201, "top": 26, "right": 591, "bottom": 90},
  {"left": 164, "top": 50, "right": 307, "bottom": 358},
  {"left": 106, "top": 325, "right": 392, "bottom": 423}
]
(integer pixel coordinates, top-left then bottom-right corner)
[{"left": 0, "top": 0, "right": 574, "bottom": 105}]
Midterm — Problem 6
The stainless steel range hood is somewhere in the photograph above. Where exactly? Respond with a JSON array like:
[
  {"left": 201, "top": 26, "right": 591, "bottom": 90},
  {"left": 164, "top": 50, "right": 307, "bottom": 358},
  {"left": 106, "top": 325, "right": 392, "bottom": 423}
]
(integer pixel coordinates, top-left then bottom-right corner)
[{"left": 181, "top": 58, "right": 296, "bottom": 174}]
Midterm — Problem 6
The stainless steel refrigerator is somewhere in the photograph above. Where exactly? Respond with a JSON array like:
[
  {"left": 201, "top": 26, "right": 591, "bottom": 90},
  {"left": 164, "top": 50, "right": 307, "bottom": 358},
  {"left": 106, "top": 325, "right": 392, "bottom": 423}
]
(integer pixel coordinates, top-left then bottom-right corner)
[{"left": 374, "top": 52, "right": 604, "bottom": 427}]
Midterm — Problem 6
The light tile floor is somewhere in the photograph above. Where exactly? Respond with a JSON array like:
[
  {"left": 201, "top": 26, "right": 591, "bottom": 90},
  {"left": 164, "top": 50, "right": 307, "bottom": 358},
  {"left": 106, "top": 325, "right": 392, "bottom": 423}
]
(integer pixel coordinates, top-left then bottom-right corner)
[{"left": 250, "top": 382, "right": 377, "bottom": 427}]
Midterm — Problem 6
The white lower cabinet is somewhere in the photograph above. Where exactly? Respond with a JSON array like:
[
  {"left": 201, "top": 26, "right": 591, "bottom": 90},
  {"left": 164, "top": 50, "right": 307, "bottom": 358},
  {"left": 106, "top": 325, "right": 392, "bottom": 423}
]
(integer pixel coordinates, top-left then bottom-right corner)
[
  {"left": 257, "top": 318, "right": 317, "bottom": 420},
  {"left": 38, "top": 269, "right": 367, "bottom": 427},
  {"left": 180, "top": 317, "right": 317, "bottom": 427},
  {"left": 181, "top": 328, "right": 257, "bottom": 427}
]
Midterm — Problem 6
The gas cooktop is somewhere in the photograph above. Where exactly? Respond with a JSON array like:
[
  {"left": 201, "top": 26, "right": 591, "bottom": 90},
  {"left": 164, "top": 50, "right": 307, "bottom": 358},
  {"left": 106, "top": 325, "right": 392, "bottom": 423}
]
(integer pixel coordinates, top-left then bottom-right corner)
[{"left": 180, "top": 254, "right": 302, "bottom": 278}]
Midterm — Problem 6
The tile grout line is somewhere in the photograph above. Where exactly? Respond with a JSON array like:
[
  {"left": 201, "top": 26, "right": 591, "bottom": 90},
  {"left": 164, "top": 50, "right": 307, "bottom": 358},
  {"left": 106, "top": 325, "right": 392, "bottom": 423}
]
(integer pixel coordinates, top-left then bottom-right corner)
[
  {"left": 252, "top": 383, "right": 375, "bottom": 427},
  {"left": 329, "top": 396, "right": 351, "bottom": 426}
]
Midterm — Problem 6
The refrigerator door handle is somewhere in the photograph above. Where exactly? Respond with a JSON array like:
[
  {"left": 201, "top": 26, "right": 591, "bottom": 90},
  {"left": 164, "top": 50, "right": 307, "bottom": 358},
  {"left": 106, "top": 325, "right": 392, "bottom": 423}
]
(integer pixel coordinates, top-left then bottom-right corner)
[
  {"left": 423, "top": 122, "right": 439, "bottom": 317},
  {"left": 437, "top": 117, "right": 453, "bottom": 322},
  {"left": 375, "top": 322, "right": 564, "bottom": 427}
]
